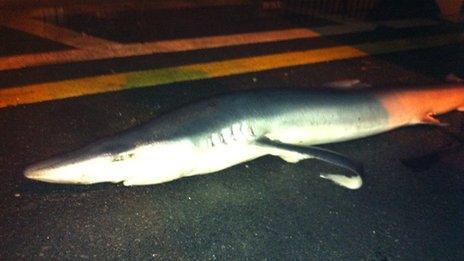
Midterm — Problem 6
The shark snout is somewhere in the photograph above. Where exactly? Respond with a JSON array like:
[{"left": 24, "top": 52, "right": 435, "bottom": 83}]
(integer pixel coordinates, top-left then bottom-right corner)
[
  {"left": 24, "top": 158, "right": 64, "bottom": 182},
  {"left": 24, "top": 159, "right": 84, "bottom": 184},
  {"left": 24, "top": 154, "right": 124, "bottom": 185},
  {"left": 24, "top": 164, "right": 45, "bottom": 180}
]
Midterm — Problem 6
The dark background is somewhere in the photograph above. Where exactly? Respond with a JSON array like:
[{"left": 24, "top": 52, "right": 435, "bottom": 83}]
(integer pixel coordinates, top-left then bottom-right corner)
[{"left": 0, "top": 1, "right": 463, "bottom": 259}]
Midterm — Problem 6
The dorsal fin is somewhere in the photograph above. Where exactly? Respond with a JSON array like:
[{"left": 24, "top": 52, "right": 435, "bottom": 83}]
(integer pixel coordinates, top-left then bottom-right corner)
[
  {"left": 323, "top": 79, "right": 371, "bottom": 90},
  {"left": 445, "top": 73, "right": 464, "bottom": 83}
]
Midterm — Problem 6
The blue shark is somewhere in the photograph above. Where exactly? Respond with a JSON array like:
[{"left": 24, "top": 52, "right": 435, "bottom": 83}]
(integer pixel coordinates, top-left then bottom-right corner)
[{"left": 24, "top": 84, "right": 464, "bottom": 189}]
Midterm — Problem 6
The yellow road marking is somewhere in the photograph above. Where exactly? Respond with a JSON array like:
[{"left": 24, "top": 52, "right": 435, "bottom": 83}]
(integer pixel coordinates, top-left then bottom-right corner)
[
  {"left": 0, "top": 23, "right": 377, "bottom": 71},
  {"left": 1, "top": 18, "right": 122, "bottom": 50},
  {"left": 0, "top": 33, "right": 461, "bottom": 108},
  {"left": 0, "top": 14, "right": 445, "bottom": 72}
]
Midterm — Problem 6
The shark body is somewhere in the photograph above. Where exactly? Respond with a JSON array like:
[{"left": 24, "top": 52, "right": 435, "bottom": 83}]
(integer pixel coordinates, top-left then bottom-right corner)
[{"left": 24, "top": 84, "right": 464, "bottom": 189}]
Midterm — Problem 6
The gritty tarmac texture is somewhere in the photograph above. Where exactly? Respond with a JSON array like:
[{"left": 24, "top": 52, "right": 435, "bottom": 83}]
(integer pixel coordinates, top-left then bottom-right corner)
[
  {"left": 0, "top": 5, "right": 464, "bottom": 260},
  {"left": 52, "top": 6, "right": 336, "bottom": 43},
  {"left": 0, "top": 26, "right": 71, "bottom": 56}
]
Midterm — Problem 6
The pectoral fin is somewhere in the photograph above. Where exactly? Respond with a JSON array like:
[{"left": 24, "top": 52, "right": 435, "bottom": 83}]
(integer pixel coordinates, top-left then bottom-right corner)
[
  {"left": 277, "top": 151, "right": 312, "bottom": 163},
  {"left": 256, "top": 138, "right": 363, "bottom": 189}
]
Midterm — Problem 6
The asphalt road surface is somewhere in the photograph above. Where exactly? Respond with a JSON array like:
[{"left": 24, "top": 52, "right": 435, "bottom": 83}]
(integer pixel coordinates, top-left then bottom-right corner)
[{"left": 0, "top": 3, "right": 463, "bottom": 260}]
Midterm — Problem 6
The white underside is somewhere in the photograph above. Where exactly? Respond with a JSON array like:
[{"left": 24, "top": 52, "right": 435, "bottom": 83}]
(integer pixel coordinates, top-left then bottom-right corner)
[
  {"left": 26, "top": 127, "right": 363, "bottom": 189},
  {"left": 120, "top": 139, "right": 361, "bottom": 189},
  {"left": 122, "top": 140, "right": 312, "bottom": 185}
]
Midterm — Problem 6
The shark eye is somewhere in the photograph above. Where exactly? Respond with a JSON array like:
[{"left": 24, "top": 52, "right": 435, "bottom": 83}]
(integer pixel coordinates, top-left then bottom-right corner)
[{"left": 112, "top": 153, "right": 135, "bottom": 162}]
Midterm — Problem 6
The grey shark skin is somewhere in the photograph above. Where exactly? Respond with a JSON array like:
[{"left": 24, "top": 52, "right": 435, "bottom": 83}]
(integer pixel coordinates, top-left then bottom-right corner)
[{"left": 24, "top": 85, "right": 464, "bottom": 189}]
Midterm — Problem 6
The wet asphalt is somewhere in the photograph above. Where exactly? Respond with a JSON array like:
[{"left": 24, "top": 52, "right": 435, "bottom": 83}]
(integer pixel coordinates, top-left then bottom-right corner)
[{"left": 0, "top": 4, "right": 464, "bottom": 260}]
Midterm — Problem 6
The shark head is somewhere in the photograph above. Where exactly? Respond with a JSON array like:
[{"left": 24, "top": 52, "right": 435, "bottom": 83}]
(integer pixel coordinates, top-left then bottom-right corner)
[
  {"left": 24, "top": 148, "right": 128, "bottom": 185},
  {"left": 24, "top": 139, "right": 196, "bottom": 186}
]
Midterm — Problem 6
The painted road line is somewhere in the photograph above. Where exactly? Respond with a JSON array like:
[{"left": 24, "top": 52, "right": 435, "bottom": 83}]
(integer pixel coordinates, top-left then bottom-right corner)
[
  {"left": 124, "top": 23, "right": 377, "bottom": 52},
  {"left": 0, "top": 16, "right": 442, "bottom": 72},
  {"left": 0, "top": 33, "right": 461, "bottom": 108},
  {"left": 314, "top": 14, "right": 442, "bottom": 29},
  {"left": 309, "top": 10, "right": 440, "bottom": 30},
  {"left": 1, "top": 18, "right": 123, "bottom": 50},
  {"left": 0, "top": 23, "right": 377, "bottom": 71},
  {"left": 378, "top": 18, "right": 440, "bottom": 28},
  {"left": 26, "top": 0, "right": 251, "bottom": 18}
]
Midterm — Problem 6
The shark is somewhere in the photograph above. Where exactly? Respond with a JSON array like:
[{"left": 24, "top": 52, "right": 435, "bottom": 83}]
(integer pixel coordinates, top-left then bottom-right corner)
[{"left": 24, "top": 83, "right": 464, "bottom": 189}]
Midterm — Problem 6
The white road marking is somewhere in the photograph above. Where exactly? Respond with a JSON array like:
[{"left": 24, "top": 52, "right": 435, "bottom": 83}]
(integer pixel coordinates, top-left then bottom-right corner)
[
  {"left": 26, "top": 0, "right": 251, "bottom": 18},
  {"left": 0, "top": 24, "right": 374, "bottom": 71},
  {"left": 0, "top": 15, "right": 444, "bottom": 71},
  {"left": 1, "top": 17, "right": 122, "bottom": 49}
]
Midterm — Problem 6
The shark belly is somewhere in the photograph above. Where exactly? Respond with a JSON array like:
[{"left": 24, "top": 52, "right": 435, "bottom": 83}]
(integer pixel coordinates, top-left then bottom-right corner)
[
  {"left": 120, "top": 139, "right": 197, "bottom": 185},
  {"left": 187, "top": 143, "right": 268, "bottom": 176}
]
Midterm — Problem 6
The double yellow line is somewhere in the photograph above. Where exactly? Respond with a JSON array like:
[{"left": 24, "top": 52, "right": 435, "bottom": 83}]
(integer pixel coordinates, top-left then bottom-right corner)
[{"left": 0, "top": 33, "right": 461, "bottom": 108}]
